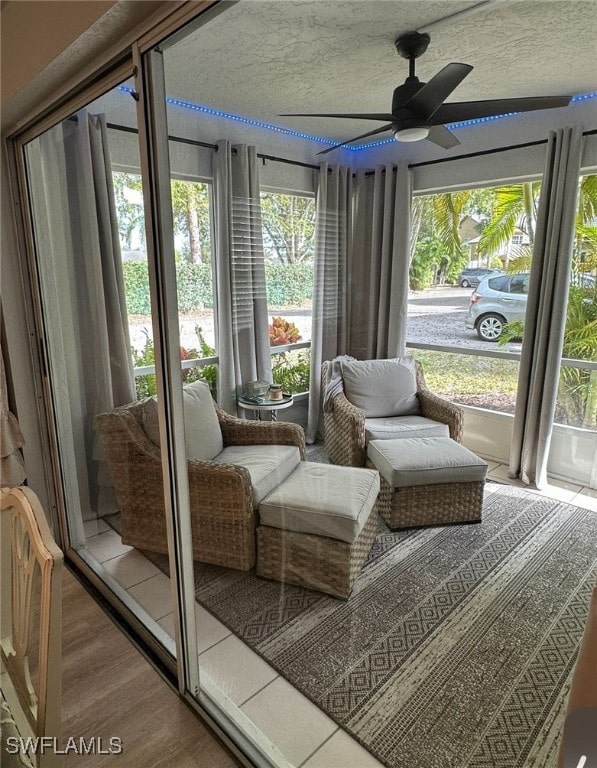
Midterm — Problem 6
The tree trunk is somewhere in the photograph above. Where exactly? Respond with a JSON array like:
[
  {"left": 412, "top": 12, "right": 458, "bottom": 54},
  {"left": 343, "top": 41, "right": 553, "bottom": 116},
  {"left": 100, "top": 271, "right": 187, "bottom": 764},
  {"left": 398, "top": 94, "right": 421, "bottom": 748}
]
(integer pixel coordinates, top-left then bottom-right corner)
[
  {"left": 410, "top": 198, "right": 423, "bottom": 264},
  {"left": 187, "top": 195, "right": 202, "bottom": 264},
  {"left": 583, "top": 369, "right": 597, "bottom": 429},
  {"left": 522, "top": 183, "right": 535, "bottom": 244}
]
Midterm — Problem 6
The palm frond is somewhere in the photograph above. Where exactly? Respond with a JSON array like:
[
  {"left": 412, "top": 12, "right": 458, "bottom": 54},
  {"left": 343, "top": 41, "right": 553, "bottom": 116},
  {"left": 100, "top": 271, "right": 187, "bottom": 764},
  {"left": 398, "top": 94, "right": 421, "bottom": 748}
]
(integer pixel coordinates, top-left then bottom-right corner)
[
  {"left": 432, "top": 192, "right": 471, "bottom": 257},
  {"left": 575, "top": 225, "right": 597, "bottom": 260},
  {"left": 507, "top": 252, "right": 532, "bottom": 273},
  {"left": 578, "top": 174, "right": 597, "bottom": 225},
  {"left": 478, "top": 186, "right": 523, "bottom": 256}
]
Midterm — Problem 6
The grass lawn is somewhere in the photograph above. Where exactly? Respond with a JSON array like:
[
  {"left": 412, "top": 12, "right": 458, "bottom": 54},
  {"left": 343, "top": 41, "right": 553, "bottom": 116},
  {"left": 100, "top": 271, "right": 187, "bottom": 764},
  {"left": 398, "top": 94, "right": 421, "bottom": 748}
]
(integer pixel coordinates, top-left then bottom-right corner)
[{"left": 410, "top": 349, "right": 519, "bottom": 413}]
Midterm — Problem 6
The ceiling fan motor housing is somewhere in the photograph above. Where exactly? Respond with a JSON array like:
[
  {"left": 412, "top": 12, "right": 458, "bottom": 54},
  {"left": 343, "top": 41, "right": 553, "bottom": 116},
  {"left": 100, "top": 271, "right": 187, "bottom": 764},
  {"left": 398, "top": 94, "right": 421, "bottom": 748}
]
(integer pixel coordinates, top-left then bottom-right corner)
[{"left": 392, "top": 81, "right": 424, "bottom": 112}]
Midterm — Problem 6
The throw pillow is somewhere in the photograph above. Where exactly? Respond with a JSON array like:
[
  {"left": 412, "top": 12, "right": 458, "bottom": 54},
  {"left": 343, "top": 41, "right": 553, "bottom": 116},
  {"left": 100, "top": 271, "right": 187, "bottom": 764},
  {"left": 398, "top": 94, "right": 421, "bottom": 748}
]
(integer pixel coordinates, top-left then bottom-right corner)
[
  {"left": 140, "top": 380, "right": 224, "bottom": 461},
  {"left": 341, "top": 357, "right": 420, "bottom": 418}
]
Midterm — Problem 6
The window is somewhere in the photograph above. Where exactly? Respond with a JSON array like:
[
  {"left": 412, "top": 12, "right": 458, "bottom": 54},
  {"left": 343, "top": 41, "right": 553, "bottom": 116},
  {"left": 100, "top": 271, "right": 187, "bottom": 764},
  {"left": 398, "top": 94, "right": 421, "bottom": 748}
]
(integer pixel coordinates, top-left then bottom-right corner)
[
  {"left": 113, "top": 171, "right": 216, "bottom": 398},
  {"left": 408, "top": 177, "right": 597, "bottom": 431},
  {"left": 556, "top": 173, "right": 597, "bottom": 430},
  {"left": 488, "top": 275, "right": 510, "bottom": 291},
  {"left": 261, "top": 191, "right": 315, "bottom": 394},
  {"left": 408, "top": 182, "right": 539, "bottom": 415},
  {"left": 509, "top": 274, "right": 529, "bottom": 294}
]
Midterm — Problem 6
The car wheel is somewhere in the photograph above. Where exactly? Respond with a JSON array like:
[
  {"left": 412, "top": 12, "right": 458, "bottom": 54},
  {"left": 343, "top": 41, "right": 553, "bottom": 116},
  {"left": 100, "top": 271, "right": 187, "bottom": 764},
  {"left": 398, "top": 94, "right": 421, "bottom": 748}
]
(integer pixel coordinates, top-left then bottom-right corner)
[
  {"left": 461, "top": 279, "right": 470, "bottom": 288},
  {"left": 477, "top": 313, "right": 506, "bottom": 341}
]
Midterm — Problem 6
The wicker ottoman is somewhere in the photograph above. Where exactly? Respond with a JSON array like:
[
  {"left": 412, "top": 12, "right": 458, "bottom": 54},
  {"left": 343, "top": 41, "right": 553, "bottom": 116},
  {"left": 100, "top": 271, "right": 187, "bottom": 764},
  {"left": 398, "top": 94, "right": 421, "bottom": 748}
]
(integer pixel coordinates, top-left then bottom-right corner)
[
  {"left": 256, "top": 463, "right": 380, "bottom": 599},
  {"left": 367, "top": 437, "right": 487, "bottom": 529}
]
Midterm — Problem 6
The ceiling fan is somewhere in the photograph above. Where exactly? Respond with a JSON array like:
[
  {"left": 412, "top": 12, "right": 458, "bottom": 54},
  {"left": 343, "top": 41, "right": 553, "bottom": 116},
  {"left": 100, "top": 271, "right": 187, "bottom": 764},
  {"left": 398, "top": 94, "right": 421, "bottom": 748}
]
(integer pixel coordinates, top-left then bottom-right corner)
[{"left": 280, "top": 31, "right": 572, "bottom": 154}]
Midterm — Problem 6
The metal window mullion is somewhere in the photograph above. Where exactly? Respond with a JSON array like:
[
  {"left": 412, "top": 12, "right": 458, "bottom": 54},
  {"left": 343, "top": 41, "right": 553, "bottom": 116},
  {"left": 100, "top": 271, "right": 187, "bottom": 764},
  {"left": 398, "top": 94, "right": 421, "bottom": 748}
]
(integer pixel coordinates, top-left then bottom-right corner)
[
  {"left": 134, "top": 44, "right": 199, "bottom": 696},
  {"left": 405, "top": 341, "right": 597, "bottom": 371}
]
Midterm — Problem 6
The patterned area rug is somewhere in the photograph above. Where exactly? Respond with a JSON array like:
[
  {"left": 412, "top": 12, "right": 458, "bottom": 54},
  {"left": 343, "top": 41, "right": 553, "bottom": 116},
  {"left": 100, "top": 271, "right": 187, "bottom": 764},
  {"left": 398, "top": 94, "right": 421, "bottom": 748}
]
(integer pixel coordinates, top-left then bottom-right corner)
[{"left": 109, "top": 477, "right": 597, "bottom": 768}]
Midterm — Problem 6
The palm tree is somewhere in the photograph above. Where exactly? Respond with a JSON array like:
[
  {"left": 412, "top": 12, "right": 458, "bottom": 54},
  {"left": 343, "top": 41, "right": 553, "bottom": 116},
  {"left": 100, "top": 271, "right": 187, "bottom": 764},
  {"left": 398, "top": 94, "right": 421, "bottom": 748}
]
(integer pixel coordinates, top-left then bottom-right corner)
[
  {"left": 410, "top": 191, "right": 478, "bottom": 287},
  {"left": 494, "top": 174, "right": 597, "bottom": 428},
  {"left": 477, "top": 181, "right": 541, "bottom": 268},
  {"left": 478, "top": 175, "right": 597, "bottom": 271},
  {"left": 573, "top": 173, "right": 597, "bottom": 271}
]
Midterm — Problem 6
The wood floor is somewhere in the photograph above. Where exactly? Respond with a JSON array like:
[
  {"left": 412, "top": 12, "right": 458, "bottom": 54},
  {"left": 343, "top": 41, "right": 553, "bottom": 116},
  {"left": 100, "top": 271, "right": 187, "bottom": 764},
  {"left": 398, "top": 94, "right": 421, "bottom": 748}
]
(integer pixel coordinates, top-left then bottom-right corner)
[{"left": 61, "top": 568, "right": 241, "bottom": 768}]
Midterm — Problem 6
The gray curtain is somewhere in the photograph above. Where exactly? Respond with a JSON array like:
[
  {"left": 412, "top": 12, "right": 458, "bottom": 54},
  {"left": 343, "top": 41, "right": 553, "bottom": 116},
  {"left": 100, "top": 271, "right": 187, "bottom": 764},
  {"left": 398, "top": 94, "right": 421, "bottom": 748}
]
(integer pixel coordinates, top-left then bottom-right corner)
[
  {"left": 214, "top": 141, "right": 271, "bottom": 414},
  {"left": 349, "top": 162, "right": 412, "bottom": 360},
  {"left": 29, "top": 111, "right": 135, "bottom": 520},
  {"left": 65, "top": 111, "right": 136, "bottom": 515},
  {"left": 509, "top": 127, "right": 583, "bottom": 488},
  {"left": 306, "top": 164, "right": 352, "bottom": 443},
  {"left": 0, "top": 345, "right": 26, "bottom": 487}
]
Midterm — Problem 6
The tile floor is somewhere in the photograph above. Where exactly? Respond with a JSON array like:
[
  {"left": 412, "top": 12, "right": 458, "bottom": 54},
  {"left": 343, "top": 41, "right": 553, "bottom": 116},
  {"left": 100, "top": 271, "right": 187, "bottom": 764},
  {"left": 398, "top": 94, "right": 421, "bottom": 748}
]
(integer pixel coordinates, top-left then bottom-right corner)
[{"left": 82, "top": 460, "right": 596, "bottom": 768}]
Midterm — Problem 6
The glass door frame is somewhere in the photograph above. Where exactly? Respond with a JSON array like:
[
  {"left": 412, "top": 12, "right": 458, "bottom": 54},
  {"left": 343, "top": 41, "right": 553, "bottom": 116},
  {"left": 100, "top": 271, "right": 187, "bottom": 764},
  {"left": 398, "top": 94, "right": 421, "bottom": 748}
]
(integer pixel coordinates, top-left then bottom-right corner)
[{"left": 132, "top": 42, "right": 200, "bottom": 696}]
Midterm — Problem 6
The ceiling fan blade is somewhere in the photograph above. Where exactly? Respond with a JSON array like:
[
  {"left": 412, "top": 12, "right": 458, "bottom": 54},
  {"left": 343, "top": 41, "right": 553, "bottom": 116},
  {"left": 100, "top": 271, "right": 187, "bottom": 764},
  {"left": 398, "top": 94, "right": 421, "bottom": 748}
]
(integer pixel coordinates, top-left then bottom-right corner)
[
  {"left": 317, "top": 124, "right": 394, "bottom": 155},
  {"left": 280, "top": 112, "right": 395, "bottom": 121},
  {"left": 404, "top": 63, "right": 473, "bottom": 118},
  {"left": 432, "top": 95, "right": 572, "bottom": 125},
  {"left": 426, "top": 125, "right": 460, "bottom": 149}
]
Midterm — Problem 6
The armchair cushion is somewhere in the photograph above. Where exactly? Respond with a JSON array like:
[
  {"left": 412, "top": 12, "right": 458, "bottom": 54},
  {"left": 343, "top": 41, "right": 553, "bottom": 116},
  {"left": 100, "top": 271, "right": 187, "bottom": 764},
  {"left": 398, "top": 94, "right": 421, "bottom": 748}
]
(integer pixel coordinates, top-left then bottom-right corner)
[
  {"left": 214, "top": 444, "right": 301, "bottom": 507},
  {"left": 364, "top": 415, "right": 450, "bottom": 444},
  {"left": 341, "top": 357, "right": 420, "bottom": 418},
  {"left": 140, "top": 380, "right": 224, "bottom": 461}
]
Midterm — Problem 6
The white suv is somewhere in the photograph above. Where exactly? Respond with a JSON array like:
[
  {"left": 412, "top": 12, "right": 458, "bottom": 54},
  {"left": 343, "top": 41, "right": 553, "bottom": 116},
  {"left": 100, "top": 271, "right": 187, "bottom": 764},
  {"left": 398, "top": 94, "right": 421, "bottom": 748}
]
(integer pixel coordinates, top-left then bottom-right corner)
[{"left": 465, "top": 273, "right": 529, "bottom": 341}]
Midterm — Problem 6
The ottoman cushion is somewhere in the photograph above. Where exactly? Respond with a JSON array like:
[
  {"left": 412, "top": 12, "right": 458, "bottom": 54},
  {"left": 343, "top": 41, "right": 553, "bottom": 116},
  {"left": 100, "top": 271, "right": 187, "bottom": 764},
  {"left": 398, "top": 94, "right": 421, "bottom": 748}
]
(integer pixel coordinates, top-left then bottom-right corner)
[
  {"left": 259, "top": 463, "right": 380, "bottom": 544},
  {"left": 368, "top": 437, "right": 487, "bottom": 488},
  {"left": 364, "top": 415, "right": 449, "bottom": 444}
]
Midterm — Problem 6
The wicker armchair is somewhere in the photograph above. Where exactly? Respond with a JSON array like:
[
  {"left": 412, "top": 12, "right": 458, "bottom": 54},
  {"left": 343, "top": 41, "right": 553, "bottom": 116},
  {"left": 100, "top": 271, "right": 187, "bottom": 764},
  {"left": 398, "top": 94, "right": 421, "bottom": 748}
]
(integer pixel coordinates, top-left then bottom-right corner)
[
  {"left": 96, "top": 399, "right": 305, "bottom": 571},
  {"left": 322, "top": 359, "right": 463, "bottom": 467}
]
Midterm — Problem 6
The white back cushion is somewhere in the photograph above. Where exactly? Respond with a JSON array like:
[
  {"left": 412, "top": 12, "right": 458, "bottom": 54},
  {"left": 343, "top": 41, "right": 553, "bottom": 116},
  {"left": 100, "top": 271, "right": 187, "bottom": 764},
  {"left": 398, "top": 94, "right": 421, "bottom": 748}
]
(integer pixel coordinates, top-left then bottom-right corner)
[
  {"left": 141, "top": 380, "right": 224, "bottom": 461},
  {"left": 341, "top": 357, "right": 420, "bottom": 418}
]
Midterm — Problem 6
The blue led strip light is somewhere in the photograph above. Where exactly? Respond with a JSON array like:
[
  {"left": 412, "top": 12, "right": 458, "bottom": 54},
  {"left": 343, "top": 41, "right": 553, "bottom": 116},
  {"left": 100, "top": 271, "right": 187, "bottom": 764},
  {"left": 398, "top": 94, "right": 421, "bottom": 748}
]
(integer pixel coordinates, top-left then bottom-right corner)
[
  {"left": 117, "top": 85, "right": 335, "bottom": 146},
  {"left": 117, "top": 85, "right": 597, "bottom": 152}
]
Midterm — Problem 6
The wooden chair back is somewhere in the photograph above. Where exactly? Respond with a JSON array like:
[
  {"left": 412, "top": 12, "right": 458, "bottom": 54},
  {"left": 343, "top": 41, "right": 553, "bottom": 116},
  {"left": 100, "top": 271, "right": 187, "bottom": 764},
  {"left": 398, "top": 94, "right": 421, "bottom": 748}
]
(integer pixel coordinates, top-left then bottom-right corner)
[{"left": 1, "top": 487, "right": 63, "bottom": 767}]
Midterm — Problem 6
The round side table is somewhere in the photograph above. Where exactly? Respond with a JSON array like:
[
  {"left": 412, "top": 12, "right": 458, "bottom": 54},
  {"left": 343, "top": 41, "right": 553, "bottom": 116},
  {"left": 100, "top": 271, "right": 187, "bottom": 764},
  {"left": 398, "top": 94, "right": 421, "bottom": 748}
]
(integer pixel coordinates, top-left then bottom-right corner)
[{"left": 237, "top": 394, "right": 294, "bottom": 421}]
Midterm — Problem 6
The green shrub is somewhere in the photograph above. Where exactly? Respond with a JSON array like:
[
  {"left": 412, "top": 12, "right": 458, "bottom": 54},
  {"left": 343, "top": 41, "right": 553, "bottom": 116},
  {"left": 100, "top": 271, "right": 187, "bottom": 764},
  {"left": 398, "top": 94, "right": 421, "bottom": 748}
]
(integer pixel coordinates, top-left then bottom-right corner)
[
  {"left": 132, "top": 326, "right": 217, "bottom": 400},
  {"left": 265, "top": 263, "right": 313, "bottom": 306},
  {"left": 271, "top": 349, "right": 311, "bottom": 394},
  {"left": 122, "top": 260, "right": 314, "bottom": 316},
  {"left": 122, "top": 262, "right": 151, "bottom": 314},
  {"left": 175, "top": 262, "right": 214, "bottom": 312}
]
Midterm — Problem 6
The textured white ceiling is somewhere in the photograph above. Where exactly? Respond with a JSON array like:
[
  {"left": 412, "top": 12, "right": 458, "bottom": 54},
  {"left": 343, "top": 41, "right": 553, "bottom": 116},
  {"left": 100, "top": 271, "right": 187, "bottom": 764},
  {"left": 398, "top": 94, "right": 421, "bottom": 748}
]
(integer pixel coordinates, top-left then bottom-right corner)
[{"left": 162, "top": 0, "right": 597, "bottom": 145}]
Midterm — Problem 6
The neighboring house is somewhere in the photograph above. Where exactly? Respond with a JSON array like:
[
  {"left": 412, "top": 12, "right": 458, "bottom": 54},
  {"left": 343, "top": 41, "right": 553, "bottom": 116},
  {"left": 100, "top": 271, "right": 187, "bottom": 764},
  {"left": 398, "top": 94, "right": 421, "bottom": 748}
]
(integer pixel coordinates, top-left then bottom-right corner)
[
  {"left": 459, "top": 215, "right": 484, "bottom": 263},
  {"left": 504, "top": 226, "right": 531, "bottom": 263},
  {"left": 460, "top": 217, "right": 531, "bottom": 269}
]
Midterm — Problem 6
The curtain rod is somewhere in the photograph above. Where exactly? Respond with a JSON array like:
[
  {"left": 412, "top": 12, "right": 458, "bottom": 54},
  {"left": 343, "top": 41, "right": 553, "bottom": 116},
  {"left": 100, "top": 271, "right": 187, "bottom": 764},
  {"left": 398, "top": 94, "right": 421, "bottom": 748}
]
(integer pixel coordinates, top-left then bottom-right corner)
[
  {"left": 105, "top": 121, "right": 321, "bottom": 172},
  {"left": 93, "top": 119, "right": 597, "bottom": 175},
  {"left": 409, "top": 128, "right": 597, "bottom": 169}
]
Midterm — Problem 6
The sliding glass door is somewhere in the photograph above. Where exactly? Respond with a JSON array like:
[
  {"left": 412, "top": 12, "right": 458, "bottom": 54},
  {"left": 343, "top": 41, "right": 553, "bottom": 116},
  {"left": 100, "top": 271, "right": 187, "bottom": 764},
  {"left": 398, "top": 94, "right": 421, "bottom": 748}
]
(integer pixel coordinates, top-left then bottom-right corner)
[
  {"left": 20, "top": 72, "right": 198, "bottom": 664},
  {"left": 18, "top": 32, "right": 292, "bottom": 764}
]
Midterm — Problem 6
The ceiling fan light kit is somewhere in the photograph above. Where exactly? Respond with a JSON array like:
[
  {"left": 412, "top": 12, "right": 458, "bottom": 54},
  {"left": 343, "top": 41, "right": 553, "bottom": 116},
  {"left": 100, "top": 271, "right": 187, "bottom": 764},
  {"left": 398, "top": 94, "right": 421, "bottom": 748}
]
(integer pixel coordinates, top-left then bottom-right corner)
[
  {"left": 280, "top": 31, "right": 572, "bottom": 155},
  {"left": 394, "top": 126, "right": 430, "bottom": 142}
]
